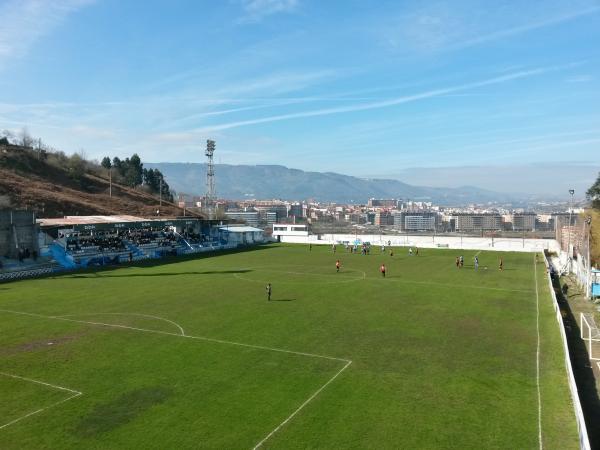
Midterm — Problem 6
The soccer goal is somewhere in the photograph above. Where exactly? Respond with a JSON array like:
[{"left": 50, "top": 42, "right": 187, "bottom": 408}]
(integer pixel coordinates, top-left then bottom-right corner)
[{"left": 580, "top": 313, "right": 600, "bottom": 361}]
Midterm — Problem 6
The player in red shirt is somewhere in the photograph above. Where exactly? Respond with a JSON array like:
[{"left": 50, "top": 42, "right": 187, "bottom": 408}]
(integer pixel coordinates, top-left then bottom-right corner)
[
  {"left": 336, "top": 259, "right": 340, "bottom": 273},
  {"left": 380, "top": 263, "right": 386, "bottom": 278}
]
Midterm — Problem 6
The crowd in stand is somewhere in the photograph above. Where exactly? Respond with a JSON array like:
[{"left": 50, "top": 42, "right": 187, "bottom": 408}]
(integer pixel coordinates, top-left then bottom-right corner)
[
  {"left": 181, "top": 231, "right": 204, "bottom": 244},
  {"left": 63, "top": 227, "right": 194, "bottom": 254},
  {"left": 127, "top": 229, "right": 177, "bottom": 247},
  {"left": 66, "top": 233, "right": 126, "bottom": 253}
]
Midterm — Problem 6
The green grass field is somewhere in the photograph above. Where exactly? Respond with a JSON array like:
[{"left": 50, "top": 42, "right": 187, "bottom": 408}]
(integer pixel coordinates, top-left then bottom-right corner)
[{"left": 0, "top": 243, "right": 580, "bottom": 449}]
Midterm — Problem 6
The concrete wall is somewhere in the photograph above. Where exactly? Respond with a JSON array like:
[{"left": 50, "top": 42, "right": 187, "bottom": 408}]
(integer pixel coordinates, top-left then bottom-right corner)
[
  {"left": 280, "top": 232, "right": 560, "bottom": 253},
  {"left": 0, "top": 210, "right": 39, "bottom": 258}
]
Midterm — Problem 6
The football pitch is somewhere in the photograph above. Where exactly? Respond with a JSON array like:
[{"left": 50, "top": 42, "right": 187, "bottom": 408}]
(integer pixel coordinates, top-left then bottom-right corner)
[{"left": 0, "top": 243, "right": 580, "bottom": 449}]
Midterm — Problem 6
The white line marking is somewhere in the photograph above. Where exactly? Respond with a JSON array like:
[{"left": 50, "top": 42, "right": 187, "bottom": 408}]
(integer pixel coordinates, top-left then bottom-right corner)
[
  {"left": 56, "top": 312, "right": 186, "bottom": 336},
  {"left": 252, "top": 360, "right": 352, "bottom": 449},
  {"left": 533, "top": 254, "right": 543, "bottom": 450},
  {"left": 0, "top": 309, "right": 348, "bottom": 363},
  {"left": 0, "top": 308, "right": 351, "bottom": 446},
  {"left": 0, "top": 372, "right": 82, "bottom": 430}
]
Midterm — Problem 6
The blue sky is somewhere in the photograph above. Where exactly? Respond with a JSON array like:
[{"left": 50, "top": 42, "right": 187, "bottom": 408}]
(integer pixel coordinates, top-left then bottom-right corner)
[{"left": 0, "top": 0, "right": 599, "bottom": 197}]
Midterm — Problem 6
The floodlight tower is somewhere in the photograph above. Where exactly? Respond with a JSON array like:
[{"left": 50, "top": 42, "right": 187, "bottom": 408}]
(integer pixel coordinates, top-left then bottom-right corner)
[{"left": 205, "top": 139, "right": 216, "bottom": 220}]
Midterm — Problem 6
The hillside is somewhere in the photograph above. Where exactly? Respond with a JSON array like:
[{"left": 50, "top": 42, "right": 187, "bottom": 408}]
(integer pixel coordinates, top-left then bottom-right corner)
[
  {"left": 148, "top": 162, "right": 517, "bottom": 204},
  {"left": 0, "top": 145, "right": 191, "bottom": 218}
]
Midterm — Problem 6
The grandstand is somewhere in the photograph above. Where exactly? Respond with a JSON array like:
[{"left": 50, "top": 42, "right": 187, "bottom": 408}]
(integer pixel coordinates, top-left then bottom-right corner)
[
  {"left": 1, "top": 212, "right": 266, "bottom": 280},
  {"left": 39, "top": 215, "right": 232, "bottom": 268}
]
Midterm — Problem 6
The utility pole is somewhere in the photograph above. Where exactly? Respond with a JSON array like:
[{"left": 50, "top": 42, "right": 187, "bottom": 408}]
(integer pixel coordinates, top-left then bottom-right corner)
[
  {"left": 159, "top": 177, "right": 163, "bottom": 208},
  {"left": 566, "top": 189, "right": 575, "bottom": 272},
  {"left": 586, "top": 215, "right": 592, "bottom": 299},
  {"left": 109, "top": 167, "right": 112, "bottom": 198}
]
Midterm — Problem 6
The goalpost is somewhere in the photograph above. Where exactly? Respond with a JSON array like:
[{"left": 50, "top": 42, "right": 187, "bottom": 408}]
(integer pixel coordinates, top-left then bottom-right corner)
[{"left": 580, "top": 313, "right": 600, "bottom": 361}]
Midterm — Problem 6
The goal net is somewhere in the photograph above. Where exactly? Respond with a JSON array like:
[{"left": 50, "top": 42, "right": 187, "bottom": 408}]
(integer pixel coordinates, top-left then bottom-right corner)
[{"left": 581, "top": 313, "right": 600, "bottom": 361}]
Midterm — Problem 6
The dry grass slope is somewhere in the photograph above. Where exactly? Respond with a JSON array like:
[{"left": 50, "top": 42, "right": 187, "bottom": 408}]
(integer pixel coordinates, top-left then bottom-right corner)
[{"left": 0, "top": 145, "right": 195, "bottom": 218}]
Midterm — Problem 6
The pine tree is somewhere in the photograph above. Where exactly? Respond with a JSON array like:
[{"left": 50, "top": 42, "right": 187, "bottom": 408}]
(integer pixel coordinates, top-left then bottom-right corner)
[{"left": 587, "top": 172, "right": 600, "bottom": 209}]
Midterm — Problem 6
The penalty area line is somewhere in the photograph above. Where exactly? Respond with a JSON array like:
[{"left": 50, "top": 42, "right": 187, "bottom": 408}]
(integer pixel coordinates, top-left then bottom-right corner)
[
  {"left": 253, "top": 359, "right": 352, "bottom": 449},
  {"left": 0, "top": 309, "right": 348, "bottom": 363},
  {"left": 56, "top": 312, "right": 186, "bottom": 336},
  {"left": 0, "top": 372, "right": 82, "bottom": 431},
  {"left": 0, "top": 308, "right": 353, "bottom": 446}
]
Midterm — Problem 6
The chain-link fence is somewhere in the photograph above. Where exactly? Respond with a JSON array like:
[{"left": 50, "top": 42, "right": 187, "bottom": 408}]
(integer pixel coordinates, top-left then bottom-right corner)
[{"left": 556, "top": 214, "right": 594, "bottom": 296}]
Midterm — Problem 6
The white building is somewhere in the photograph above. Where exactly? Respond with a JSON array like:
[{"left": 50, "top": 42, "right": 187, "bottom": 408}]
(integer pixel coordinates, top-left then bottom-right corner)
[
  {"left": 393, "top": 211, "right": 437, "bottom": 231},
  {"left": 452, "top": 214, "right": 503, "bottom": 232},
  {"left": 219, "top": 226, "right": 265, "bottom": 245},
  {"left": 272, "top": 224, "right": 309, "bottom": 240}
]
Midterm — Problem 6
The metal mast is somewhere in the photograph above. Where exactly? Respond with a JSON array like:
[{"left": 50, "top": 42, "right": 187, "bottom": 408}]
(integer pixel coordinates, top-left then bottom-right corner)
[
  {"left": 205, "top": 139, "right": 216, "bottom": 220},
  {"left": 566, "top": 188, "right": 574, "bottom": 273}
]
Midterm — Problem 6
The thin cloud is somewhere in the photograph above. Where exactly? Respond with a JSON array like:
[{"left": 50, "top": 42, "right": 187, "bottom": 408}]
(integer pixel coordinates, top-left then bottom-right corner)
[
  {"left": 237, "top": 0, "right": 299, "bottom": 24},
  {"left": 478, "top": 137, "right": 600, "bottom": 161},
  {"left": 0, "top": 0, "right": 94, "bottom": 70},
  {"left": 388, "top": 3, "right": 600, "bottom": 53},
  {"left": 565, "top": 75, "right": 594, "bottom": 83},
  {"left": 194, "top": 64, "right": 575, "bottom": 133},
  {"left": 454, "top": 5, "right": 600, "bottom": 49},
  {"left": 214, "top": 69, "right": 339, "bottom": 97}
]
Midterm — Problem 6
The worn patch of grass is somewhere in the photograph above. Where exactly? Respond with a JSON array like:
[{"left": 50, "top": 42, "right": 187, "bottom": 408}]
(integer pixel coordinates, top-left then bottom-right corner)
[{"left": 74, "top": 387, "right": 172, "bottom": 437}]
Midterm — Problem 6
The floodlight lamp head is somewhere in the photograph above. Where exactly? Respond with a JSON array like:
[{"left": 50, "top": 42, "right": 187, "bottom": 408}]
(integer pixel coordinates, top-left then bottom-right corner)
[
  {"left": 569, "top": 189, "right": 575, "bottom": 196},
  {"left": 205, "top": 139, "right": 215, "bottom": 157}
]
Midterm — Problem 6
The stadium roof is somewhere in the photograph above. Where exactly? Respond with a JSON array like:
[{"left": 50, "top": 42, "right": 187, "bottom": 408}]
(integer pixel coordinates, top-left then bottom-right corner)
[
  {"left": 219, "top": 226, "right": 264, "bottom": 233},
  {"left": 38, "top": 215, "right": 206, "bottom": 231}
]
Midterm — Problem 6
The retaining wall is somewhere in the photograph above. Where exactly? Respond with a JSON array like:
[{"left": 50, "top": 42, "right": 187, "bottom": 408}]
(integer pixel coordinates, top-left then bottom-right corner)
[{"left": 281, "top": 233, "right": 561, "bottom": 253}]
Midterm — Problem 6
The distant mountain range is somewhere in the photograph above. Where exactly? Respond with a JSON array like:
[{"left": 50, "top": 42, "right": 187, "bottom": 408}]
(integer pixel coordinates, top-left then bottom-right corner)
[{"left": 147, "top": 163, "right": 522, "bottom": 205}]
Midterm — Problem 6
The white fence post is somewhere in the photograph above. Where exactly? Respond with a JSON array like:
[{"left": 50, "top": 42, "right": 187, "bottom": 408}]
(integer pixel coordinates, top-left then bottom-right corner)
[{"left": 544, "top": 256, "right": 591, "bottom": 450}]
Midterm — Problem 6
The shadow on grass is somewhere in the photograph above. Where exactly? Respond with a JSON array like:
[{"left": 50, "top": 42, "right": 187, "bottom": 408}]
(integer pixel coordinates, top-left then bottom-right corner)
[
  {"left": 270, "top": 298, "right": 295, "bottom": 302},
  {"left": 84, "top": 243, "right": 275, "bottom": 272},
  {"left": 3, "top": 243, "right": 278, "bottom": 284},
  {"left": 68, "top": 269, "right": 253, "bottom": 279},
  {"left": 74, "top": 386, "right": 172, "bottom": 437},
  {"left": 554, "top": 276, "right": 600, "bottom": 448}
]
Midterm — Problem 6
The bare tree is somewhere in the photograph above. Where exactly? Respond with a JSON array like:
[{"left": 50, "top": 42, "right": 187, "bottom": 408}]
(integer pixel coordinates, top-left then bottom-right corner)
[{"left": 19, "top": 127, "right": 35, "bottom": 148}]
